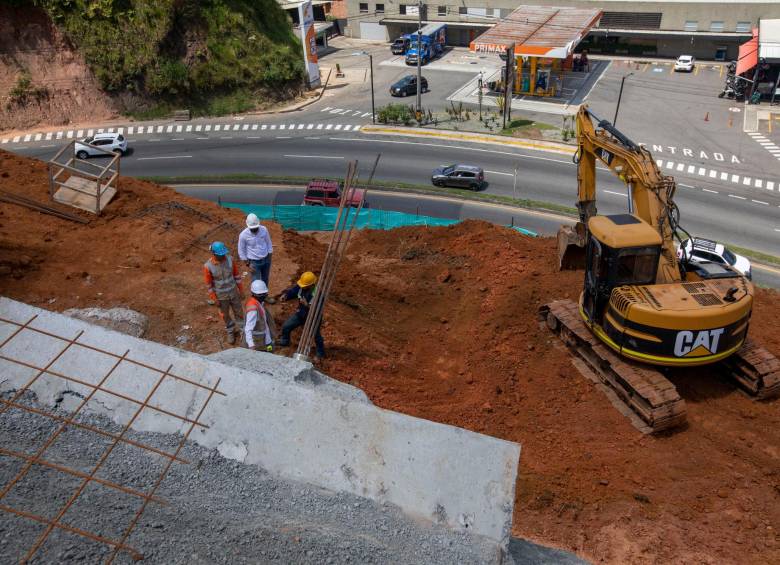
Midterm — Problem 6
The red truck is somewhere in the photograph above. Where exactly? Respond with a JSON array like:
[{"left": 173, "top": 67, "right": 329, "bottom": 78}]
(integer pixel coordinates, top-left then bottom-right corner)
[{"left": 303, "top": 179, "right": 367, "bottom": 208}]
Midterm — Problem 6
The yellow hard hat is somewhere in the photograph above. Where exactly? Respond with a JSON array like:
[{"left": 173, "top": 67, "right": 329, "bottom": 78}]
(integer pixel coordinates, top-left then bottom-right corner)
[{"left": 297, "top": 271, "right": 317, "bottom": 288}]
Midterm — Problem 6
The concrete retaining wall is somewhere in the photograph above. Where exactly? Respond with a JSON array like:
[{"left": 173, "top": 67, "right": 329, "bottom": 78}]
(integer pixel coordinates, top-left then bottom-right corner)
[{"left": 0, "top": 297, "right": 521, "bottom": 548}]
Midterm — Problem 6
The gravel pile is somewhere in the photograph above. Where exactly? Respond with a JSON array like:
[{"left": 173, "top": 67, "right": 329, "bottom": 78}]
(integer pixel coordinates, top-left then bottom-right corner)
[{"left": 0, "top": 391, "right": 505, "bottom": 564}]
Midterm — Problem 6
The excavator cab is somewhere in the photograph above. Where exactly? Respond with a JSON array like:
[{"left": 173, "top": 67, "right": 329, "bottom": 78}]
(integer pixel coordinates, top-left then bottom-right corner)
[{"left": 581, "top": 214, "right": 662, "bottom": 326}]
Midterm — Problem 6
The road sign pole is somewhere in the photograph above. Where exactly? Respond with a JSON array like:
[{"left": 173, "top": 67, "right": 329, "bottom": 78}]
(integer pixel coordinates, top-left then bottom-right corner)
[{"left": 416, "top": 0, "right": 422, "bottom": 113}]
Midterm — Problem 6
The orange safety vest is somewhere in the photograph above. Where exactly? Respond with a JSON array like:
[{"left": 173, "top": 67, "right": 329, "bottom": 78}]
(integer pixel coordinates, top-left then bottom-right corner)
[{"left": 245, "top": 297, "right": 268, "bottom": 338}]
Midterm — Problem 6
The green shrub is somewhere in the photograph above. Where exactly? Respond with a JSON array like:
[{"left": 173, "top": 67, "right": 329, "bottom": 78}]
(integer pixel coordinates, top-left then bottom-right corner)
[{"left": 377, "top": 103, "right": 414, "bottom": 125}]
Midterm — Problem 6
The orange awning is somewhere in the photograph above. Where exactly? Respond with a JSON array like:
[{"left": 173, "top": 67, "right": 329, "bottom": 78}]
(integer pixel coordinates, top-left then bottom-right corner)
[{"left": 736, "top": 28, "right": 758, "bottom": 76}]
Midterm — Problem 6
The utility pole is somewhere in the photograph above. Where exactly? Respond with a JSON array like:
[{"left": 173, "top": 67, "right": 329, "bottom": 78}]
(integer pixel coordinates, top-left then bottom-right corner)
[
  {"left": 613, "top": 72, "right": 633, "bottom": 126},
  {"left": 502, "top": 43, "right": 514, "bottom": 130},
  {"left": 478, "top": 71, "right": 483, "bottom": 120},
  {"left": 416, "top": 0, "right": 423, "bottom": 114},
  {"left": 513, "top": 163, "right": 519, "bottom": 199},
  {"left": 369, "top": 53, "right": 376, "bottom": 124}
]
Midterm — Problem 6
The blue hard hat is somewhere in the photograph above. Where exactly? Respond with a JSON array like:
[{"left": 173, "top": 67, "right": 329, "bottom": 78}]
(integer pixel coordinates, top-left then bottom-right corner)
[{"left": 210, "top": 241, "right": 228, "bottom": 256}]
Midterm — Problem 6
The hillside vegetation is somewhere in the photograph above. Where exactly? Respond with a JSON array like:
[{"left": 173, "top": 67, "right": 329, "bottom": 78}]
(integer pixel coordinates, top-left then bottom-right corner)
[{"left": 5, "top": 0, "right": 305, "bottom": 116}]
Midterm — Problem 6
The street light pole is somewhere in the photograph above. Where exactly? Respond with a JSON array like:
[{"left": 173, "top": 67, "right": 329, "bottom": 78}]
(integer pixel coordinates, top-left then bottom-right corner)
[
  {"left": 478, "top": 71, "right": 483, "bottom": 120},
  {"left": 416, "top": 0, "right": 423, "bottom": 114},
  {"left": 613, "top": 72, "right": 633, "bottom": 126},
  {"left": 369, "top": 53, "right": 375, "bottom": 124}
]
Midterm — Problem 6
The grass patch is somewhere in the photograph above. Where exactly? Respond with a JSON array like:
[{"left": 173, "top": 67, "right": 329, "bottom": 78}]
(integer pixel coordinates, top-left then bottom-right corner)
[
  {"left": 724, "top": 243, "right": 780, "bottom": 267},
  {"left": 138, "top": 173, "right": 579, "bottom": 216},
  {"left": 501, "top": 119, "right": 558, "bottom": 136}
]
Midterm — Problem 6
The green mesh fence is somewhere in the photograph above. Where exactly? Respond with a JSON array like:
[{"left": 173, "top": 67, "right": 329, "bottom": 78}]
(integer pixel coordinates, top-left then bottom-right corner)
[{"left": 223, "top": 203, "right": 537, "bottom": 236}]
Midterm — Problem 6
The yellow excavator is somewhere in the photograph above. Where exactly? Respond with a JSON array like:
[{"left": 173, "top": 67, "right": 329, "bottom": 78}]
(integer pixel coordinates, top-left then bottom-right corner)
[{"left": 539, "top": 105, "right": 779, "bottom": 433}]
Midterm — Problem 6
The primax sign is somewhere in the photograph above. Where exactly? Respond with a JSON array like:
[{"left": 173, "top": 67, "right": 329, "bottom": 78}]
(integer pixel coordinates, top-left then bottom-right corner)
[{"left": 298, "top": 0, "right": 321, "bottom": 88}]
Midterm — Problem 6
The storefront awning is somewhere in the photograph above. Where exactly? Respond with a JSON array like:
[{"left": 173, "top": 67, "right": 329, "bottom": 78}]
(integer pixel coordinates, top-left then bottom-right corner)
[
  {"left": 469, "top": 5, "right": 602, "bottom": 59},
  {"left": 736, "top": 27, "right": 759, "bottom": 76}
]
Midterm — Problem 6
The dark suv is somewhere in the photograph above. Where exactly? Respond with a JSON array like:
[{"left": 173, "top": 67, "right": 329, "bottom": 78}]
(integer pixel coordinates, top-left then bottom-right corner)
[
  {"left": 431, "top": 164, "right": 485, "bottom": 190},
  {"left": 390, "top": 75, "right": 428, "bottom": 97}
]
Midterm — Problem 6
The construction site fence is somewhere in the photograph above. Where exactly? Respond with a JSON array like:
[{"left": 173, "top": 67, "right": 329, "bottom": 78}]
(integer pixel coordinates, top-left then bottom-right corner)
[{"left": 224, "top": 203, "right": 537, "bottom": 236}]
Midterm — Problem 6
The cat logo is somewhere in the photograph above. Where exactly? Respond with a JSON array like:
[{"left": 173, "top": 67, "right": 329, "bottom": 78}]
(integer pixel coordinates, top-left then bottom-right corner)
[{"left": 673, "top": 328, "right": 724, "bottom": 357}]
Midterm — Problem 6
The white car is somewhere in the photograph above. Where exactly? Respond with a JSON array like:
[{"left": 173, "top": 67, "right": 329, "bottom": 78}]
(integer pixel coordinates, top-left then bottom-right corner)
[
  {"left": 678, "top": 238, "right": 752, "bottom": 279},
  {"left": 674, "top": 55, "right": 695, "bottom": 72},
  {"left": 74, "top": 132, "right": 127, "bottom": 159}
]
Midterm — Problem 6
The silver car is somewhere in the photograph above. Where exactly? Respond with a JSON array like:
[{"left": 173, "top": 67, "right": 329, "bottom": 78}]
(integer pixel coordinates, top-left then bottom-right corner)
[{"left": 74, "top": 132, "right": 128, "bottom": 159}]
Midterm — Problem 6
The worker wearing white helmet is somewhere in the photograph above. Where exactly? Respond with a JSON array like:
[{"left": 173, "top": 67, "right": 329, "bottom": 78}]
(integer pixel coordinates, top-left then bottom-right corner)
[
  {"left": 238, "top": 213, "right": 274, "bottom": 297},
  {"left": 244, "top": 279, "right": 273, "bottom": 351}
]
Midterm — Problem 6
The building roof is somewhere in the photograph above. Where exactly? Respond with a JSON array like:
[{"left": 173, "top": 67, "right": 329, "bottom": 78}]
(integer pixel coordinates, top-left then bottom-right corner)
[
  {"left": 759, "top": 19, "right": 780, "bottom": 60},
  {"left": 470, "top": 5, "right": 602, "bottom": 59}
]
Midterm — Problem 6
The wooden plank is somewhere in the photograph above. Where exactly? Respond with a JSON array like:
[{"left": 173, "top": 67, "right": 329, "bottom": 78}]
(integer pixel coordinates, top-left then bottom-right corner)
[{"left": 53, "top": 184, "right": 116, "bottom": 214}]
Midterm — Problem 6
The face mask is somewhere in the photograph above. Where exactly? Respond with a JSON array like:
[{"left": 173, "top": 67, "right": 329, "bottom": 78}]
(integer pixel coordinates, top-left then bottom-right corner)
[{"left": 250, "top": 227, "right": 259, "bottom": 234}]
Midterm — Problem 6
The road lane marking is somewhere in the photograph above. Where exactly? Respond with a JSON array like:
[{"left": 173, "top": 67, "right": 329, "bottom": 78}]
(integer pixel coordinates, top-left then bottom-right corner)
[
  {"left": 703, "top": 189, "right": 719, "bottom": 194},
  {"left": 728, "top": 194, "right": 746, "bottom": 200},
  {"left": 137, "top": 155, "right": 192, "bottom": 160},
  {"left": 172, "top": 138, "right": 184, "bottom": 141},
  {"left": 283, "top": 154, "right": 343, "bottom": 159},
  {"left": 485, "top": 170, "right": 513, "bottom": 176},
  {"left": 752, "top": 200, "right": 768, "bottom": 205},
  {"left": 604, "top": 190, "right": 624, "bottom": 196}
]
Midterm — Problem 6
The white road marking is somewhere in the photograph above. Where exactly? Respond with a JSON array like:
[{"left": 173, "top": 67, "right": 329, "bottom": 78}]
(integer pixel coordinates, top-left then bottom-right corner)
[
  {"left": 148, "top": 139, "right": 161, "bottom": 141},
  {"left": 166, "top": 125, "right": 173, "bottom": 132},
  {"left": 77, "top": 130, "right": 84, "bottom": 137},
  {"left": 317, "top": 124, "right": 324, "bottom": 129},
  {"left": 128, "top": 127, "right": 134, "bottom": 134},
  {"left": 205, "top": 125, "right": 212, "bottom": 131},
  {"left": 40, "top": 144, "right": 55, "bottom": 148},
  {"left": 697, "top": 167, "right": 705, "bottom": 175},
  {"left": 709, "top": 170, "right": 717, "bottom": 178},
  {"left": 45, "top": 132, "right": 52, "bottom": 140},
  {"left": 731, "top": 174, "right": 739, "bottom": 183},
  {"left": 284, "top": 154, "right": 343, "bottom": 159},
  {"left": 247, "top": 136, "right": 261, "bottom": 139},
  {"left": 233, "top": 124, "right": 240, "bottom": 131},
  {"left": 720, "top": 172, "right": 728, "bottom": 181},
  {"left": 252, "top": 124, "right": 258, "bottom": 130},
  {"left": 361, "top": 112, "right": 372, "bottom": 118},
  {"left": 343, "top": 125, "right": 352, "bottom": 131},
  {"left": 220, "top": 136, "right": 232, "bottom": 139},
  {"left": 280, "top": 124, "right": 286, "bottom": 130},
  {"left": 485, "top": 170, "right": 513, "bottom": 176},
  {"left": 137, "top": 155, "right": 192, "bottom": 160},
  {"left": 321, "top": 106, "right": 332, "bottom": 112},
  {"left": 34, "top": 134, "right": 42, "bottom": 141},
  {"left": 353, "top": 126, "right": 361, "bottom": 131},
  {"left": 55, "top": 131, "right": 62, "bottom": 139},
  {"left": 87, "top": 129, "right": 94, "bottom": 136},
  {"left": 11, "top": 136, "right": 20, "bottom": 142},
  {"left": 752, "top": 199, "right": 769, "bottom": 205},
  {"left": 176, "top": 125, "right": 182, "bottom": 132},
  {"left": 261, "top": 125, "right": 267, "bottom": 130},
  {"left": 656, "top": 159, "right": 663, "bottom": 166},
  {"left": 186, "top": 125, "right": 192, "bottom": 132},
  {"left": 1, "top": 139, "right": 8, "bottom": 144},
  {"left": 326, "top": 124, "right": 333, "bottom": 130},
  {"left": 298, "top": 124, "right": 305, "bottom": 130},
  {"left": 665, "top": 160, "right": 674, "bottom": 169},
  {"left": 156, "top": 126, "right": 163, "bottom": 133},
  {"left": 768, "top": 181, "right": 776, "bottom": 191},
  {"left": 276, "top": 136, "right": 290, "bottom": 139},
  {"left": 242, "top": 124, "right": 249, "bottom": 130},
  {"left": 271, "top": 125, "right": 277, "bottom": 130},
  {"left": 743, "top": 177, "right": 751, "bottom": 185},
  {"left": 686, "top": 165, "right": 695, "bottom": 174},
  {"left": 97, "top": 128, "right": 104, "bottom": 133},
  {"left": 66, "top": 131, "right": 74, "bottom": 138},
  {"left": 196, "top": 137, "right": 209, "bottom": 140},
  {"left": 703, "top": 188, "right": 719, "bottom": 194},
  {"left": 172, "top": 138, "right": 185, "bottom": 141},
  {"left": 305, "top": 137, "right": 320, "bottom": 140},
  {"left": 728, "top": 194, "right": 746, "bottom": 200},
  {"left": 604, "top": 190, "right": 624, "bottom": 196},
  {"left": 755, "top": 179, "right": 763, "bottom": 188},
  {"left": 215, "top": 125, "right": 221, "bottom": 131},
  {"left": 307, "top": 124, "right": 314, "bottom": 129},
  {"left": 196, "top": 125, "right": 202, "bottom": 131},
  {"left": 335, "top": 125, "right": 343, "bottom": 130},
  {"left": 676, "top": 163, "right": 684, "bottom": 171}
]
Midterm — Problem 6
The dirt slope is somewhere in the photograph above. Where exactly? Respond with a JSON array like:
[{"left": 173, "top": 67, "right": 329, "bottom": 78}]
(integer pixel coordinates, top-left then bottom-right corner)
[
  {"left": 1, "top": 148, "right": 778, "bottom": 564},
  {"left": 0, "top": 5, "right": 118, "bottom": 133}
]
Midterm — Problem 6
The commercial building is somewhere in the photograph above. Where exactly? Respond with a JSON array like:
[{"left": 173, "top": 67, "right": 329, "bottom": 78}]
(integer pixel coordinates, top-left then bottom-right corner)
[{"left": 342, "top": 0, "right": 780, "bottom": 60}]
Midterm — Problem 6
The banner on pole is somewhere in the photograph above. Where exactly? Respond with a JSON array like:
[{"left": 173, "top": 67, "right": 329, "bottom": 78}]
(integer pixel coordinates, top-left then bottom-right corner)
[{"left": 298, "top": 0, "right": 321, "bottom": 88}]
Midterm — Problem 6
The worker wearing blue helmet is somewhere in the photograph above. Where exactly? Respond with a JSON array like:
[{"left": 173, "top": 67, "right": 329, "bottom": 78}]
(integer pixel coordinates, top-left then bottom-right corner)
[{"left": 203, "top": 241, "right": 244, "bottom": 345}]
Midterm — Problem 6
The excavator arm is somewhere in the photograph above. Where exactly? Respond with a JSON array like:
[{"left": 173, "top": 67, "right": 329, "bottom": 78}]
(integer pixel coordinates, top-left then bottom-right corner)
[{"left": 559, "top": 105, "right": 682, "bottom": 283}]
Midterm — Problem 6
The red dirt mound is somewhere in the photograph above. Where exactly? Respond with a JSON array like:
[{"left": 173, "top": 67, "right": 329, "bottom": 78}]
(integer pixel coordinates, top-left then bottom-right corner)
[{"left": 1, "top": 148, "right": 778, "bottom": 564}]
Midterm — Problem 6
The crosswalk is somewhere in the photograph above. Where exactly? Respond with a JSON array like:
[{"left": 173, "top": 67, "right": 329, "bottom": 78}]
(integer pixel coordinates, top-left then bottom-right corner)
[
  {"left": 655, "top": 158, "right": 777, "bottom": 192},
  {"left": 320, "top": 106, "right": 374, "bottom": 118},
  {"left": 747, "top": 131, "right": 780, "bottom": 161},
  {"left": 1, "top": 122, "right": 363, "bottom": 145}
]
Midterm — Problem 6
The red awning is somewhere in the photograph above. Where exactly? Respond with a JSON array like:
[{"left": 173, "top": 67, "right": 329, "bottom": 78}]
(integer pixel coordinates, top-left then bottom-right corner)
[{"left": 736, "top": 28, "right": 759, "bottom": 76}]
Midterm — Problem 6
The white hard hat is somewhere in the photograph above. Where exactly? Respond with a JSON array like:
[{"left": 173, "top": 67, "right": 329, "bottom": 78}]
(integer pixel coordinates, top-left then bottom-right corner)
[
  {"left": 246, "top": 213, "right": 260, "bottom": 228},
  {"left": 251, "top": 280, "right": 268, "bottom": 295}
]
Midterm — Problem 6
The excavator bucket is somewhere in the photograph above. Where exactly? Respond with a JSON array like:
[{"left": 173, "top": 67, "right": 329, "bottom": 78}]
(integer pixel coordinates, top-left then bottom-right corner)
[{"left": 557, "top": 222, "right": 586, "bottom": 270}]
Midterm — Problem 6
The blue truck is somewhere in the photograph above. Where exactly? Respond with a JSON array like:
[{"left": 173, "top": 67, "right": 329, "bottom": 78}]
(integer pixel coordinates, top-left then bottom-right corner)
[
  {"left": 404, "top": 24, "right": 446, "bottom": 66},
  {"left": 391, "top": 35, "right": 412, "bottom": 55}
]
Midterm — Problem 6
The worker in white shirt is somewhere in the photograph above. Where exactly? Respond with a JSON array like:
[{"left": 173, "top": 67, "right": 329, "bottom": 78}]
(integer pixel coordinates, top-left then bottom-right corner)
[
  {"left": 244, "top": 280, "right": 274, "bottom": 352},
  {"left": 238, "top": 213, "right": 274, "bottom": 295}
]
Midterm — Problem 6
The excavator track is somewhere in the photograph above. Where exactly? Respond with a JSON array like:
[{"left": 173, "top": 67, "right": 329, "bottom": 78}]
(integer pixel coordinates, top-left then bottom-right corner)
[
  {"left": 539, "top": 299, "right": 687, "bottom": 434},
  {"left": 722, "top": 339, "right": 780, "bottom": 399}
]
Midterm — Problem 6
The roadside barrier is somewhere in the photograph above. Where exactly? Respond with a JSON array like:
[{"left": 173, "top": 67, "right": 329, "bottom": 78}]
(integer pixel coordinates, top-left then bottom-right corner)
[{"left": 223, "top": 203, "right": 537, "bottom": 236}]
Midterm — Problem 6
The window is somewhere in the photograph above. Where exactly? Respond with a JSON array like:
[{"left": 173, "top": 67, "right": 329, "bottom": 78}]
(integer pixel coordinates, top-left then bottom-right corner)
[
  {"left": 438, "top": 5, "right": 446, "bottom": 16},
  {"left": 461, "top": 171, "right": 475, "bottom": 178},
  {"left": 459, "top": 7, "right": 467, "bottom": 15},
  {"left": 684, "top": 20, "right": 698, "bottom": 32},
  {"left": 735, "top": 21, "right": 751, "bottom": 33},
  {"left": 399, "top": 4, "right": 406, "bottom": 15},
  {"left": 616, "top": 247, "right": 659, "bottom": 285},
  {"left": 375, "top": 3, "right": 384, "bottom": 13},
  {"left": 307, "top": 190, "right": 325, "bottom": 198},
  {"left": 722, "top": 248, "right": 737, "bottom": 266},
  {"left": 359, "top": 2, "right": 368, "bottom": 13},
  {"left": 710, "top": 21, "right": 724, "bottom": 32}
]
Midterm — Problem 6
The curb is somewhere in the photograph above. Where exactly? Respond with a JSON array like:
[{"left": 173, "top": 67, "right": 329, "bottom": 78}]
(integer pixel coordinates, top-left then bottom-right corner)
[{"left": 360, "top": 125, "right": 577, "bottom": 155}]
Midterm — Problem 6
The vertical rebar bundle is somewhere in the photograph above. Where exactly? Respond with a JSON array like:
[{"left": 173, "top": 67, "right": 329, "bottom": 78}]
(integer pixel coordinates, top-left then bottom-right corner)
[{"left": 295, "top": 156, "right": 379, "bottom": 360}]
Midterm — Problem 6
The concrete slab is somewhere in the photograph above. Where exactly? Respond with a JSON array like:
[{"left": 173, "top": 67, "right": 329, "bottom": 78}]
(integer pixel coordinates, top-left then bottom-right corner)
[{"left": 0, "top": 297, "right": 521, "bottom": 549}]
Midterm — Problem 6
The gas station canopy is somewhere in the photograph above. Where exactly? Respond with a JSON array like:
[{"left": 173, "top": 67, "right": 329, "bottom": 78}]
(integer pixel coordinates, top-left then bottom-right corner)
[{"left": 469, "top": 5, "right": 602, "bottom": 59}]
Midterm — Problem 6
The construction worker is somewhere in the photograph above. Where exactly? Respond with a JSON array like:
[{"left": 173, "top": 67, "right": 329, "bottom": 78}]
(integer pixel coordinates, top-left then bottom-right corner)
[
  {"left": 277, "top": 271, "right": 325, "bottom": 358},
  {"left": 203, "top": 241, "right": 244, "bottom": 345},
  {"left": 238, "top": 213, "right": 274, "bottom": 290},
  {"left": 244, "top": 280, "right": 274, "bottom": 352}
]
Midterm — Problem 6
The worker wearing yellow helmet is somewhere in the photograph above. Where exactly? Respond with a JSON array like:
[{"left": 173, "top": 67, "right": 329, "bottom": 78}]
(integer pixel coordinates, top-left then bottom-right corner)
[{"left": 277, "top": 271, "right": 325, "bottom": 358}]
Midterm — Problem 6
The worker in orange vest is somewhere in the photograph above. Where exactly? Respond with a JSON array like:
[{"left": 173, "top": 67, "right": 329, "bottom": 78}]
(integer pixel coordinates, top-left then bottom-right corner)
[
  {"left": 244, "top": 280, "right": 273, "bottom": 352},
  {"left": 203, "top": 241, "right": 244, "bottom": 345}
]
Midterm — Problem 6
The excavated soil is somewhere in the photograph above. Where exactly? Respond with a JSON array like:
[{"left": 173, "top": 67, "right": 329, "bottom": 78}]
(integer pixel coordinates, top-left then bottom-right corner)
[{"left": 1, "top": 148, "right": 779, "bottom": 564}]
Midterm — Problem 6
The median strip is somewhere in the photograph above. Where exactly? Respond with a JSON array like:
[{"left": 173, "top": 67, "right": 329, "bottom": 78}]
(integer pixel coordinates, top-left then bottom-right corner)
[{"left": 360, "top": 125, "right": 576, "bottom": 156}]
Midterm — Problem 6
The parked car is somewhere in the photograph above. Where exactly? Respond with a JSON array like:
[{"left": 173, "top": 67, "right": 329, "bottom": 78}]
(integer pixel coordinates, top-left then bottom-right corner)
[
  {"left": 674, "top": 55, "right": 695, "bottom": 72},
  {"left": 390, "top": 75, "right": 428, "bottom": 97},
  {"left": 678, "top": 238, "right": 752, "bottom": 279},
  {"left": 74, "top": 132, "right": 127, "bottom": 159},
  {"left": 391, "top": 36, "right": 410, "bottom": 55},
  {"left": 431, "top": 164, "right": 485, "bottom": 190},
  {"left": 303, "top": 179, "right": 367, "bottom": 208}
]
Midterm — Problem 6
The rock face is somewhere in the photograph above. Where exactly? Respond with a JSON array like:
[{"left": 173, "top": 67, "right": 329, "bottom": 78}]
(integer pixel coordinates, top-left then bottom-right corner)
[{"left": 62, "top": 307, "right": 149, "bottom": 337}]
